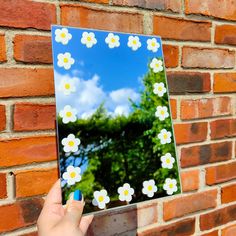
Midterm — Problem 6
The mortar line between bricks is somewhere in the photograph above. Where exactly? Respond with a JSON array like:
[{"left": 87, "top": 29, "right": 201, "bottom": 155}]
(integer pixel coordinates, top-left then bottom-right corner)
[
  {"left": 0, "top": 97, "right": 55, "bottom": 103},
  {"left": 0, "top": 160, "right": 57, "bottom": 174},
  {"left": 0, "top": 130, "right": 56, "bottom": 139},
  {"left": 199, "top": 166, "right": 206, "bottom": 190},
  {"left": 184, "top": 13, "right": 236, "bottom": 25},
  {"left": 6, "top": 171, "right": 15, "bottom": 201},
  {"left": 2, "top": 63, "right": 235, "bottom": 72},
  {"left": 195, "top": 214, "right": 200, "bottom": 234}
]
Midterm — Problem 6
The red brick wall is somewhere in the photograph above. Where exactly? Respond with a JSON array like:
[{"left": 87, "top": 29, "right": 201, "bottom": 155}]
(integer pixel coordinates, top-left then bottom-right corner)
[{"left": 0, "top": 0, "right": 235, "bottom": 235}]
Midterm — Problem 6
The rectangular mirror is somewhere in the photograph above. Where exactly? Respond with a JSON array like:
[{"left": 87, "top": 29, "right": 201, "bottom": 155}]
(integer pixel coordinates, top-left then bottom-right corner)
[{"left": 51, "top": 25, "right": 182, "bottom": 213}]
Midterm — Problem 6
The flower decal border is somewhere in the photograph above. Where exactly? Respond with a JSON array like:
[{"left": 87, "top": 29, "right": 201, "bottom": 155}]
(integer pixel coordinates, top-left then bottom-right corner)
[{"left": 52, "top": 26, "right": 180, "bottom": 212}]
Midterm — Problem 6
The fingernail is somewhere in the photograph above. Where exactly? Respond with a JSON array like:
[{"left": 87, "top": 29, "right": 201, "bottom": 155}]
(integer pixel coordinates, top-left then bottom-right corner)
[{"left": 74, "top": 189, "right": 82, "bottom": 201}]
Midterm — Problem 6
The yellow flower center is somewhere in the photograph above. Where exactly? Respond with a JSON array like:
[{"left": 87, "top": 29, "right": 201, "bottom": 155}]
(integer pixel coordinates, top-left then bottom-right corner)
[
  {"left": 68, "top": 141, "right": 74, "bottom": 147},
  {"left": 155, "top": 63, "right": 160, "bottom": 68},
  {"left": 111, "top": 38, "right": 116, "bottom": 43},
  {"left": 152, "top": 42, "right": 156, "bottom": 46},
  {"left": 160, "top": 110, "right": 165, "bottom": 115},
  {"left": 61, "top": 32, "right": 66, "bottom": 38},
  {"left": 66, "top": 111, "right": 72, "bottom": 117},
  {"left": 163, "top": 134, "right": 168, "bottom": 139},
  {"left": 98, "top": 196, "right": 104, "bottom": 202},
  {"left": 133, "top": 40, "right": 137, "bottom": 45},
  {"left": 87, "top": 36, "right": 91, "bottom": 41},
  {"left": 70, "top": 172, "right": 76, "bottom": 178},
  {"left": 63, "top": 57, "right": 69, "bottom": 63},
  {"left": 158, "top": 86, "right": 162, "bottom": 91},
  {"left": 65, "top": 83, "right": 70, "bottom": 89},
  {"left": 124, "top": 190, "right": 129, "bottom": 196},
  {"left": 148, "top": 185, "right": 153, "bottom": 191},
  {"left": 166, "top": 159, "right": 170, "bottom": 164},
  {"left": 169, "top": 183, "right": 173, "bottom": 189}
]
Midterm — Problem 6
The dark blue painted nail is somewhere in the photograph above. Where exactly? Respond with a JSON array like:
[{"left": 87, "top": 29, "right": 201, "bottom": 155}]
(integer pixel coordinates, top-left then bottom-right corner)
[{"left": 74, "top": 190, "right": 82, "bottom": 201}]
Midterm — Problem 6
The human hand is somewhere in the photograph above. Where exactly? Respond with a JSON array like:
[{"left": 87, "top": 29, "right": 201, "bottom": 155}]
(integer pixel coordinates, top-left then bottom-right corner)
[{"left": 37, "top": 179, "right": 93, "bottom": 236}]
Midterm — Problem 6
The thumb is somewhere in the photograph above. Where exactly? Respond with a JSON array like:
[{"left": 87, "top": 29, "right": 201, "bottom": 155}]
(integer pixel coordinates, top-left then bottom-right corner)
[{"left": 64, "top": 190, "right": 84, "bottom": 227}]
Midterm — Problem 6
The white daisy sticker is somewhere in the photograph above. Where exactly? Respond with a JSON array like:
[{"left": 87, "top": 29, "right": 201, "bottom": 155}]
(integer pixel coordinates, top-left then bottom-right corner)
[
  {"left": 142, "top": 179, "right": 157, "bottom": 197},
  {"left": 58, "top": 78, "right": 76, "bottom": 96},
  {"left": 147, "top": 38, "right": 160, "bottom": 52},
  {"left": 163, "top": 178, "right": 178, "bottom": 195},
  {"left": 92, "top": 189, "right": 110, "bottom": 209},
  {"left": 158, "top": 129, "right": 172, "bottom": 144},
  {"left": 155, "top": 106, "right": 169, "bottom": 121},
  {"left": 127, "top": 35, "right": 141, "bottom": 51},
  {"left": 150, "top": 58, "right": 163, "bottom": 73},
  {"left": 118, "top": 183, "right": 134, "bottom": 202},
  {"left": 161, "top": 153, "right": 175, "bottom": 169},
  {"left": 55, "top": 28, "right": 72, "bottom": 45},
  {"left": 153, "top": 82, "right": 167, "bottom": 97},
  {"left": 57, "top": 52, "right": 75, "bottom": 70},
  {"left": 61, "top": 134, "right": 81, "bottom": 153},
  {"left": 105, "top": 33, "right": 120, "bottom": 48},
  {"left": 62, "top": 165, "right": 81, "bottom": 186},
  {"left": 59, "top": 105, "right": 77, "bottom": 124},
  {"left": 81, "top": 32, "right": 97, "bottom": 48}
]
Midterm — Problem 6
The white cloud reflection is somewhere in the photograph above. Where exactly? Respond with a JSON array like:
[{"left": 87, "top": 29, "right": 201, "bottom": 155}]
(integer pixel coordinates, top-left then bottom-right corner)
[{"left": 54, "top": 70, "right": 140, "bottom": 118}]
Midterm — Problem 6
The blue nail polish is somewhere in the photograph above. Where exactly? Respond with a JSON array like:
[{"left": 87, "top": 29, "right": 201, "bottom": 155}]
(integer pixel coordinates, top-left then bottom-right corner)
[{"left": 74, "top": 190, "right": 82, "bottom": 201}]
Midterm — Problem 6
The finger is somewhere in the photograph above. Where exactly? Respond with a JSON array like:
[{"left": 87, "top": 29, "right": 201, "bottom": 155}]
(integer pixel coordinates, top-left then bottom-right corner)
[
  {"left": 64, "top": 190, "right": 84, "bottom": 226},
  {"left": 79, "top": 215, "right": 94, "bottom": 235},
  {"left": 44, "top": 179, "right": 62, "bottom": 206}
]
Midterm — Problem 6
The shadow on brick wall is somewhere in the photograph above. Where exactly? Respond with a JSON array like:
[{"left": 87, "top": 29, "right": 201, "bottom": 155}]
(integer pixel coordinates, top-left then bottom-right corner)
[{"left": 87, "top": 199, "right": 158, "bottom": 236}]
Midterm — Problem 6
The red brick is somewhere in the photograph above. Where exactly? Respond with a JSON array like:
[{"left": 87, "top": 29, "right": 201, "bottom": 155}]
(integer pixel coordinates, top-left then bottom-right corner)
[
  {"left": 61, "top": 4, "right": 143, "bottom": 33},
  {"left": 0, "top": 105, "right": 6, "bottom": 131},
  {"left": 200, "top": 203, "right": 236, "bottom": 231},
  {"left": 163, "top": 44, "right": 179, "bottom": 68},
  {"left": 0, "top": 0, "right": 56, "bottom": 30},
  {"left": 214, "top": 73, "right": 236, "bottom": 93},
  {"left": 167, "top": 72, "right": 211, "bottom": 94},
  {"left": 137, "top": 218, "right": 195, "bottom": 236},
  {"left": 222, "top": 224, "right": 236, "bottom": 236},
  {"left": 210, "top": 118, "right": 236, "bottom": 140},
  {"left": 221, "top": 183, "right": 236, "bottom": 204},
  {"left": 15, "top": 168, "right": 58, "bottom": 198},
  {"left": 113, "top": 0, "right": 181, "bottom": 12},
  {"left": 185, "top": 0, "right": 236, "bottom": 21},
  {"left": 14, "top": 35, "right": 52, "bottom": 64},
  {"left": 0, "top": 198, "right": 43, "bottom": 233},
  {"left": 163, "top": 189, "right": 217, "bottom": 221},
  {"left": 0, "top": 68, "right": 54, "bottom": 98},
  {"left": 0, "top": 34, "right": 6, "bottom": 62},
  {"left": 14, "top": 103, "right": 56, "bottom": 131},
  {"left": 201, "top": 230, "right": 218, "bottom": 236},
  {"left": 181, "top": 141, "right": 232, "bottom": 168},
  {"left": 153, "top": 16, "right": 211, "bottom": 42},
  {"left": 206, "top": 162, "right": 236, "bottom": 185},
  {"left": 180, "top": 97, "right": 232, "bottom": 120},
  {"left": 181, "top": 170, "right": 199, "bottom": 192},
  {"left": 87, "top": 201, "right": 158, "bottom": 235},
  {"left": 170, "top": 99, "right": 177, "bottom": 119},
  {"left": 0, "top": 173, "right": 7, "bottom": 199},
  {"left": 174, "top": 122, "right": 208, "bottom": 145},
  {"left": 182, "top": 47, "right": 235, "bottom": 69},
  {"left": 0, "top": 136, "right": 57, "bottom": 167},
  {"left": 215, "top": 25, "right": 236, "bottom": 46}
]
